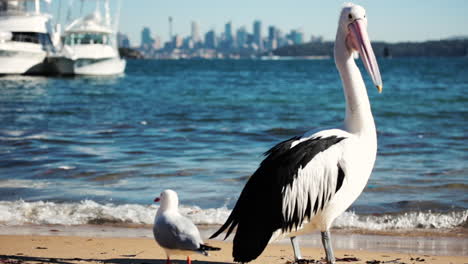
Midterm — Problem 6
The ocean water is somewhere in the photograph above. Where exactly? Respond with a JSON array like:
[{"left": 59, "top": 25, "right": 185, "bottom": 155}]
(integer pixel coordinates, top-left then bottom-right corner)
[{"left": 0, "top": 58, "right": 467, "bottom": 232}]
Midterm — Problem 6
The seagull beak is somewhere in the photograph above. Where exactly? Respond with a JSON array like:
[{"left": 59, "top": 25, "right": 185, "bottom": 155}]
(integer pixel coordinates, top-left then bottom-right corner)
[
  {"left": 154, "top": 197, "right": 160, "bottom": 202},
  {"left": 348, "top": 19, "right": 383, "bottom": 93}
]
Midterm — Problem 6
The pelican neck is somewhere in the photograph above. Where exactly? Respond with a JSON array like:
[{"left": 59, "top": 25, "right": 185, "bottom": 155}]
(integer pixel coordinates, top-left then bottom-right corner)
[{"left": 334, "top": 33, "right": 375, "bottom": 136}]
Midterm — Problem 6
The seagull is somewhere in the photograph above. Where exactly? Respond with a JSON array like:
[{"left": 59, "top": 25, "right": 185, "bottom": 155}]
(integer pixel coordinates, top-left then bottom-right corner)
[
  {"left": 153, "top": 189, "right": 221, "bottom": 264},
  {"left": 210, "top": 3, "right": 382, "bottom": 264}
]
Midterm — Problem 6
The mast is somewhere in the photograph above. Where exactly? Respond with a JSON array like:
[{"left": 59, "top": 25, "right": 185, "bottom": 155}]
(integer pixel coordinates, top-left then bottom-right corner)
[
  {"left": 104, "top": 0, "right": 110, "bottom": 27},
  {"left": 35, "top": 0, "right": 40, "bottom": 14}
]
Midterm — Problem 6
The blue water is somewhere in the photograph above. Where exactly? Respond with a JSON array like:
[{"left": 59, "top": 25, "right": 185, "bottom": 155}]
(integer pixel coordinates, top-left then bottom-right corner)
[{"left": 0, "top": 58, "right": 467, "bottom": 229}]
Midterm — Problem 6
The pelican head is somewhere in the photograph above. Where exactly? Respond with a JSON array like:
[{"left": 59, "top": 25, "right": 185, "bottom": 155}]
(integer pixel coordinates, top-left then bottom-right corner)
[{"left": 337, "top": 3, "right": 383, "bottom": 92}]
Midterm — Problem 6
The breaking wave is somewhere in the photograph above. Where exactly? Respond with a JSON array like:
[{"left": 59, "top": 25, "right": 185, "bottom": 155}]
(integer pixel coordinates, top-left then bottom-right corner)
[{"left": 0, "top": 200, "right": 466, "bottom": 231}]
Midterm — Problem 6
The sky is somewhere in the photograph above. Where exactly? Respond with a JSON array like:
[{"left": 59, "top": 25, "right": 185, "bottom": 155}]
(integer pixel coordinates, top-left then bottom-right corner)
[{"left": 53, "top": 0, "right": 468, "bottom": 46}]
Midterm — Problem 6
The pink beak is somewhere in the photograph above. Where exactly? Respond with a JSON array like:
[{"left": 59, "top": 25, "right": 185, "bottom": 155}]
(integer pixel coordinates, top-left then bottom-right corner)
[
  {"left": 154, "top": 197, "right": 160, "bottom": 202},
  {"left": 348, "top": 19, "right": 383, "bottom": 93}
]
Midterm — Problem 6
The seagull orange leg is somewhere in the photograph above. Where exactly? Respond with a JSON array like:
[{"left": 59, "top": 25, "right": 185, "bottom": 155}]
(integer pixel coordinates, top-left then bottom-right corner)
[
  {"left": 166, "top": 256, "right": 171, "bottom": 264},
  {"left": 186, "top": 256, "right": 192, "bottom": 264}
]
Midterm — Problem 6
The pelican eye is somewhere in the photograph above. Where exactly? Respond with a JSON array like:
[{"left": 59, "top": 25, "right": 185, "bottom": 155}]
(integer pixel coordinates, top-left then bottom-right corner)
[{"left": 348, "top": 14, "right": 353, "bottom": 20}]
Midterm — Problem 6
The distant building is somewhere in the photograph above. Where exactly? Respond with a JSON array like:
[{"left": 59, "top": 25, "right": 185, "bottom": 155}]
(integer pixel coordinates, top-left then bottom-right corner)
[
  {"left": 204, "top": 30, "right": 217, "bottom": 49},
  {"left": 173, "top": 34, "right": 183, "bottom": 49},
  {"left": 168, "top": 16, "right": 173, "bottom": 41},
  {"left": 267, "top": 26, "right": 278, "bottom": 50},
  {"left": 310, "top": 35, "right": 323, "bottom": 43},
  {"left": 117, "top": 32, "right": 130, "bottom": 48},
  {"left": 268, "top": 39, "right": 277, "bottom": 51},
  {"left": 236, "top": 26, "right": 247, "bottom": 48},
  {"left": 289, "top": 29, "right": 304, "bottom": 45},
  {"left": 276, "top": 29, "right": 289, "bottom": 47},
  {"left": 253, "top": 20, "right": 263, "bottom": 51},
  {"left": 191, "top": 21, "right": 200, "bottom": 43},
  {"left": 268, "top": 26, "right": 276, "bottom": 42},
  {"left": 153, "top": 35, "right": 162, "bottom": 50},
  {"left": 224, "top": 21, "right": 233, "bottom": 48},
  {"left": 141, "top": 27, "right": 155, "bottom": 49},
  {"left": 183, "top": 36, "right": 194, "bottom": 50}
]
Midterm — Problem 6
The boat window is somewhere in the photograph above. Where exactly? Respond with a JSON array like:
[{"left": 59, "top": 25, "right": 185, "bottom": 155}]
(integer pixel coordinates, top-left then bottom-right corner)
[
  {"left": 64, "top": 33, "right": 110, "bottom": 45},
  {"left": 11, "top": 32, "right": 40, "bottom": 44},
  {"left": 10, "top": 32, "right": 54, "bottom": 50}
]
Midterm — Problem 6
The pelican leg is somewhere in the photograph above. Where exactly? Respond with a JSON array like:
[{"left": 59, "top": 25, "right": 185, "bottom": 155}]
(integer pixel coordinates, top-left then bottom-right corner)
[
  {"left": 321, "top": 230, "right": 336, "bottom": 264},
  {"left": 290, "top": 236, "right": 303, "bottom": 261}
]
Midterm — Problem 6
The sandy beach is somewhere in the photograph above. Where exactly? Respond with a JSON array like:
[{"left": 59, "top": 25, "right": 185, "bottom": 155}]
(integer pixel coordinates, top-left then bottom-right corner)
[{"left": 0, "top": 232, "right": 466, "bottom": 264}]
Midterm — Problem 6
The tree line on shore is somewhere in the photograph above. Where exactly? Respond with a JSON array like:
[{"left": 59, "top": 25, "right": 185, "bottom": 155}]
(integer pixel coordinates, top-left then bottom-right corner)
[{"left": 272, "top": 39, "right": 468, "bottom": 58}]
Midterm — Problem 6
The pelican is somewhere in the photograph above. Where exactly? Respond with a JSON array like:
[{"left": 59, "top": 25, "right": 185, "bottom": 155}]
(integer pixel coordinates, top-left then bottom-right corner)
[{"left": 210, "top": 3, "right": 382, "bottom": 264}]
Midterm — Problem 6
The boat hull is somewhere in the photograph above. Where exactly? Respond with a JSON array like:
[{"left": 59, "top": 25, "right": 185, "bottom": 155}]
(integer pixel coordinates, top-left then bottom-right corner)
[
  {"left": 0, "top": 48, "right": 47, "bottom": 75},
  {"left": 50, "top": 57, "right": 126, "bottom": 76}
]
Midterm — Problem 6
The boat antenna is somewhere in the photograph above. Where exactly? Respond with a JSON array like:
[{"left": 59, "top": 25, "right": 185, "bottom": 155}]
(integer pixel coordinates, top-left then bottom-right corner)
[
  {"left": 113, "top": 0, "right": 122, "bottom": 49},
  {"left": 105, "top": 0, "right": 111, "bottom": 27},
  {"left": 35, "top": 0, "right": 40, "bottom": 14}
]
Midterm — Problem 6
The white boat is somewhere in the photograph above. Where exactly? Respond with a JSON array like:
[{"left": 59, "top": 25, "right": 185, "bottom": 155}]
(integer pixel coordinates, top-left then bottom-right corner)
[
  {"left": 0, "top": 0, "right": 56, "bottom": 75},
  {"left": 50, "top": 0, "right": 125, "bottom": 76}
]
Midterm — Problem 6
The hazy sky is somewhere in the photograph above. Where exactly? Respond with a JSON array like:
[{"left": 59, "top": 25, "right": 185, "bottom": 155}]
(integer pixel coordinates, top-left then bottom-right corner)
[{"left": 54, "top": 0, "right": 468, "bottom": 45}]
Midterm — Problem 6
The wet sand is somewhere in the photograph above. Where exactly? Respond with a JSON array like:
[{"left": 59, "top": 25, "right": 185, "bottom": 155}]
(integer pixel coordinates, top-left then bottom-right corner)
[
  {"left": 0, "top": 232, "right": 467, "bottom": 264},
  {"left": 1, "top": 224, "right": 466, "bottom": 256}
]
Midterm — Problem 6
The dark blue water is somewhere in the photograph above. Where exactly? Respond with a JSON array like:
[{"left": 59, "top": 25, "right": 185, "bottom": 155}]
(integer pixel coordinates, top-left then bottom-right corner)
[{"left": 0, "top": 58, "right": 467, "bottom": 229}]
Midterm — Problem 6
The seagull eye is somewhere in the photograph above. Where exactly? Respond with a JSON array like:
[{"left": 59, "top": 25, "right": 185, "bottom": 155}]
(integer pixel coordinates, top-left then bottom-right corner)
[{"left": 348, "top": 14, "right": 353, "bottom": 20}]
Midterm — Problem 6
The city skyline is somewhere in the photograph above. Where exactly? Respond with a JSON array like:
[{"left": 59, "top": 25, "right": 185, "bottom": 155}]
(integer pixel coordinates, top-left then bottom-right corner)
[
  {"left": 133, "top": 19, "right": 310, "bottom": 47},
  {"left": 121, "top": 18, "right": 315, "bottom": 51},
  {"left": 115, "top": 0, "right": 468, "bottom": 45},
  {"left": 123, "top": 18, "right": 311, "bottom": 59}
]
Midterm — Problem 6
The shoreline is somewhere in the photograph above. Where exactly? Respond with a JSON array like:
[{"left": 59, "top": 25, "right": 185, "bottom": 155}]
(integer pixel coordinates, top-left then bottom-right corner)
[
  {"left": 0, "top": 224, "right": 466, "bottom": 257},
  {"left": 0, "top": 234, "right": 466, "bottom": 264}
]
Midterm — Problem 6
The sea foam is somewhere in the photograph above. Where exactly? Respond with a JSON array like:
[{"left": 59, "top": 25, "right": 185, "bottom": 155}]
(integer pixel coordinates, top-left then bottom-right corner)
[
  {"left": 0, "top": 200, "right": 466, "bottom": 230},
  {"left": 0, "top": 200, "right": 230, "bottom": 226}
]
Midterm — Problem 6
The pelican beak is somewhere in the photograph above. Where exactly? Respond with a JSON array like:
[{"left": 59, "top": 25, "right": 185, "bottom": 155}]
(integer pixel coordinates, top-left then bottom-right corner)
[{"left": 348, "top": 19, "right": 383, "bottom": 93}]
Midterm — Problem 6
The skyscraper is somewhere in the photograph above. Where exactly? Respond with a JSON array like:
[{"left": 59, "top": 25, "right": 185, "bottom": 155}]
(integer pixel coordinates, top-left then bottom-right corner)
[
  {"left": 268, "top": 26, "right": 278, "bottom": 50},
  {"left": 191, "top": 21, "right": 200, "bottom": 43},
  {"left": 225, "top": 21, "right": 233, "bottom": 47},
  {"left": 205, "top": 30, "right": 217, "bottom": 49},
  {"left": 154, "top": 35, "right": 162, "bottom": 50},
  {"left": 168, "top": 16, "right": 173, "bottom": 41},
  {"left": 276, "top": 29, "right": 289, "bottom": 47},
  {"left": 236, "top": 26, "right": 247, "bottom": 48},
  {"left": 253, "top": 20, "right": 263, "bottom": 51},
  {"left": 173, "top": 34, "right": 183, "bottom": 48},
  {"left": 141, "top": 27, "right": 154, "bottom": 49},
  {"left": 268, "top": 26, "right": 276, "bottom": 42}
]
